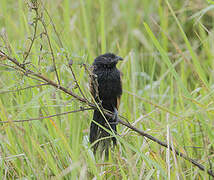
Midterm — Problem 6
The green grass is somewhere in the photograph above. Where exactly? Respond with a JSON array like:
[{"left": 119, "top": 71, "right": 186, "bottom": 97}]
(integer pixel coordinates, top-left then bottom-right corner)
[{"left": 0, "top": 0, "right": 214, "bottom": 179}]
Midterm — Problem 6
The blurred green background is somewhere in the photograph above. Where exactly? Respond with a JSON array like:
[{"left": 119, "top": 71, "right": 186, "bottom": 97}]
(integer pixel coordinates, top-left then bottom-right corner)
[{"left": 0, "top": 0, "right": 214, "bottom": 179}]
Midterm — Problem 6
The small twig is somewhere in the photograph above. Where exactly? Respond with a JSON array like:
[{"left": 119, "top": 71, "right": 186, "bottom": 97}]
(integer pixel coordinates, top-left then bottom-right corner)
[
  {"left": 23, "top": 8, "right": 39, "bottom": 63},
  {"left": 0, "top": 62, "right": 25, "bottom": 73},
  {"left": 40, "top": 16, "right": 60, "bottom": 85},
  {"left": 68, "top": 62, "right": 89, "bottom": 102},
  {"left": 0, "top": 83, "right": 49, "bottom": 94},
  {"left": 0, "top": 62, "right": 46, "bottom": 83},
  {"left": 44, "top": 7, "right": 64, "bottom": 48},
  {"left": 0, "top": 107, "right": 93, "bottom": 123}
]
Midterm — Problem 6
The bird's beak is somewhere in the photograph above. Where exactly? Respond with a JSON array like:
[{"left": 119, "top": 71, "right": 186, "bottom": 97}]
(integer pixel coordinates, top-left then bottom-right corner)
[{"left": 115, "top": 56, "right": 123, "bottom": 61}]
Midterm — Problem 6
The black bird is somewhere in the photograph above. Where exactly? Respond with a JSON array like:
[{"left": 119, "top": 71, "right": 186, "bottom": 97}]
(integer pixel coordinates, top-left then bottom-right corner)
[{"left": 89, "top": 53, "right": 123, "bottom": 158}]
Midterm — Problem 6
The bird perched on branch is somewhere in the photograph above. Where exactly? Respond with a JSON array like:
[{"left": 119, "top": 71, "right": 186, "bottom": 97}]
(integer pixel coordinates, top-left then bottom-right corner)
[{"left": 89, "top": 53, "right": 123, "bottom": 158}]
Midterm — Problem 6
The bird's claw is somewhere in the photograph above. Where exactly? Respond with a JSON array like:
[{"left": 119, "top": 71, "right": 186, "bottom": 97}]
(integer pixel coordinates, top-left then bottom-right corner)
[{"left": 110, "top": 107, "right": 119, "bottom": 125}]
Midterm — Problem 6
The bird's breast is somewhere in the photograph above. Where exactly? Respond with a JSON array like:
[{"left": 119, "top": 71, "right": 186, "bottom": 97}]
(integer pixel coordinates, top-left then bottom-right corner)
[{"left": 95, "top": 68, "right": 122, "bottom": 100}]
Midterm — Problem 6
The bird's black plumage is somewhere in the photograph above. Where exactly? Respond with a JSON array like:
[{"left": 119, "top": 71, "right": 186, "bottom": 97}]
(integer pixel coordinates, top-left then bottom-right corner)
[{"left": 89, "top": 53, "right": 123, "bottom": 157}]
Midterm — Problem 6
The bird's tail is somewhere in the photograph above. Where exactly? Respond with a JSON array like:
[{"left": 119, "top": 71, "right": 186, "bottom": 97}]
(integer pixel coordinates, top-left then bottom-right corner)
[{"left": 89, "top": 110, "right": 117, "bottom": 158}]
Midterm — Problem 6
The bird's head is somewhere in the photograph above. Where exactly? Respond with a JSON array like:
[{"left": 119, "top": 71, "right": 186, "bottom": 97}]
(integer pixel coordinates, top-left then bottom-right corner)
[{"left": 93, "top": 53, "right": 123, "bottom": 68}]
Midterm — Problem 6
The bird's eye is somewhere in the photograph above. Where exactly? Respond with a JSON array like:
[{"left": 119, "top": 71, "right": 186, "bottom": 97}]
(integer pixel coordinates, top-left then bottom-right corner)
[{"left": 111, "top": 54, "right": 116, "bottom": 58}]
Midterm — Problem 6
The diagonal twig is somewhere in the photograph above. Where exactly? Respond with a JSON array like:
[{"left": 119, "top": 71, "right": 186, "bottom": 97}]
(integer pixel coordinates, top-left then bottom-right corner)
[
  {"left": 0, "top": 107, "right": 93, "bottom": 123},
  {"left": 23, "top": 7, "right": 39, "bottom": 63},
  {"left": 68, "top": 62, "right": 89, "bottom": 102},
  {"left": 40, "top": 16, "right": 60, "bottom": 85},
  {"left": 0, "top": 83, "right": 49, "bottom": 94}
]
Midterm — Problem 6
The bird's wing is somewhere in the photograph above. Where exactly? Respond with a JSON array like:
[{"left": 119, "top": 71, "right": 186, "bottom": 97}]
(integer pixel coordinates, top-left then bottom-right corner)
[
  {"left": 116, "top": 96, "right": 121, "bottom": 110},
  {"left": 116, "top": 71, "right": 123, "bottom": 110}
]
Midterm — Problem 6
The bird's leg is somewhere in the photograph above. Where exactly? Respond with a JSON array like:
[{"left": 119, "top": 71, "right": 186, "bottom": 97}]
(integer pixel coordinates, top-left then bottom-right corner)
[{"left": 111, "top": 107, "right": 119, "bottom": 125}]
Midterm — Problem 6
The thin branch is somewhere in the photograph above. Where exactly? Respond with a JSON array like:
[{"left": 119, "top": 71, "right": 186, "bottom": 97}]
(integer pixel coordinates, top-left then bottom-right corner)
[
  {"left": 44, "top": 7, "right": 64, "bottom": 48},
  {"left": 0, "top": 62, "right": 46, "bottom": 83},
  {"left": 68, "top": 62, "right": 89, "bottom": 102},
  {"left": 23, "top": 9, "right": 39, "bottom": 63},
  {"left": 0, "top": 63, "right": 25, "bottom": 73},
  {"left": 0, "top": 83, "right": 49, "bottom": 94},
  {"left": 40, "top": 16, "right": 60, "bottom": 85},
  {"left": 0, "top": 107, "right": 93, "bottom": 123}
]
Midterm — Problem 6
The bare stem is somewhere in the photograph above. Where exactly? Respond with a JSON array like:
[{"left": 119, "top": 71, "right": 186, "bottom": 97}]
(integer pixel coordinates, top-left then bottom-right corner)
[
  {"left": 40, "top": 17, "right": 61, "bottom": 85},
  {"left": 23, "top": 9, "right": 39, "bottom": 63},
  {"left": 0, "top": 83, "right": 49, "bottom": 94},
  {"left": 0, "top": 107, "right": 93, "bottom": 123}
]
